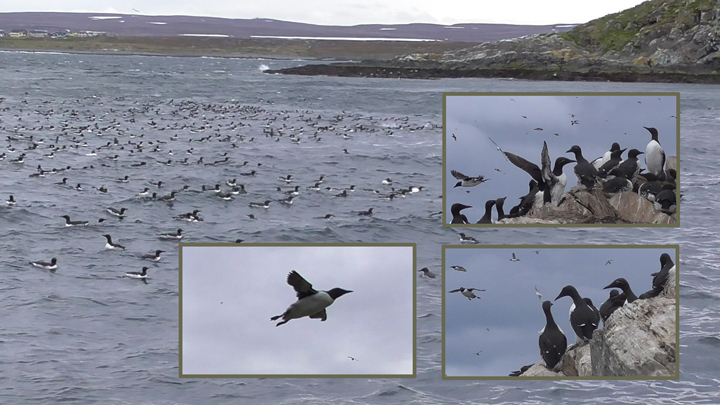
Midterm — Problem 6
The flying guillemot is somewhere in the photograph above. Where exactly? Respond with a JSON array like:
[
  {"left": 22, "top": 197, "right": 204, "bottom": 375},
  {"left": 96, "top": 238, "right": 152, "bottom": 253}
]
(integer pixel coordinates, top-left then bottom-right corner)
[
  {"left": 505, "top": 142, "right": 575, "bottom": 206},
  {"left": 451, "top": 170, "right": 488, "bottom": 188},
  {"left": 270, "top": 270, "right": 352, "bottom": 326},
  {"left": 449, "top": 287, "right": 485, "bottom": 300}
]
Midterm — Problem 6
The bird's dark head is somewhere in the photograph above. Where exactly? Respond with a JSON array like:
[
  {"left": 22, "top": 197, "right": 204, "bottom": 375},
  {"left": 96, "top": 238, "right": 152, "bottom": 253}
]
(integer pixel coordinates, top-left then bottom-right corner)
[
  {"left": 542, "top": 300, "right": 553, "bottom": 311},
  {"left": 484, "top": 199, "right": 496, "bottom": 209},
  {"left": 50, "top": 258, "right": 57, "bottom": 265},
  {"left": 554, "top": 157, "right": 576, "bottom": 168},
  {"left": 643, "top": 126, "right": 659, "bottom": 139},
  {"left": 628, "top": 149, "right": 644, "bottom": 158},
  {"left": 610, "top": 142, "right": 621, "bottom": 152},
  {"left": 566, "top": 145, "right": 582, "bottom": 155},
  {"left": 608, "top": 289, "right": 620, "bottom": 298},
  {"left": 660, "top": 253, "right": 674, "bottom": 268},
  {"left": 327, "top": 288, "right": 352, "bottom": 300},
  {"left": 451, "top": 203, "right": 472, "bottom": 212},
  {"left": 603, "top": 278, "right": 628, "bottom": 290},
  {"left": 555, "top": 285, "right": 578, "bottom": 301}
]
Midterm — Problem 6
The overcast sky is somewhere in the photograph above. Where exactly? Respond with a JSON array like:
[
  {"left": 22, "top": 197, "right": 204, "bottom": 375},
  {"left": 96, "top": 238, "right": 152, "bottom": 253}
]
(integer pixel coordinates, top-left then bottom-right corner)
[
  {"left": 181, "top": 244, "right": 414, "bottom": 376},
  {"left": 443, "top": 246, "right": 677, "bottom": 377},
  {"left": 444, "top": 94, "right": 678, "bottom": 224},
  {"left": 2, "top": 1, "right": 648, "bottom": 26}
]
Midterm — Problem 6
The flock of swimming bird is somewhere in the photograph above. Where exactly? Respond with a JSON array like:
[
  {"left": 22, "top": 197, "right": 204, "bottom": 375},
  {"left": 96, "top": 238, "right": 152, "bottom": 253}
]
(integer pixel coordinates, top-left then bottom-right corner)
[
  {"left": 450, "top": 126, "right": 677, "bottom": 224},
  {"left": 4, "top": 97, "right": 433, "bottom": 281},
  {"left": 441, "top": 251, "right": 676, "bottom": 375}
]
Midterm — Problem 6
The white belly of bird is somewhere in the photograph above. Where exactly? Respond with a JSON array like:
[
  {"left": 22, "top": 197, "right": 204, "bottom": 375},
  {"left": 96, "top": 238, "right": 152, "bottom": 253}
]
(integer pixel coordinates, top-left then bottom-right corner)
[
  {"left": 286, "top": 292, "right": 333, "bottom": 319},
  {"left": 645, "top": 141, "right": 665, "bottom": 175}
]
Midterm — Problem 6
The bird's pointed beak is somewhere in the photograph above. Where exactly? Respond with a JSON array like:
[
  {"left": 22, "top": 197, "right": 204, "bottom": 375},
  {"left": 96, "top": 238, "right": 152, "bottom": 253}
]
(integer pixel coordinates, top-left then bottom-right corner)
[{"left": 602, "top": 283, "right": 614, "bottom": 290}]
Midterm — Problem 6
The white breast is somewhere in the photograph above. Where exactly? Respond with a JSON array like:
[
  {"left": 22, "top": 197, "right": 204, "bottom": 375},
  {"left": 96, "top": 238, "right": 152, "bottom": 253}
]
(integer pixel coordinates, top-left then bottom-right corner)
[{"left": 286, "top": 292, "right": 333, "bottom": 319}]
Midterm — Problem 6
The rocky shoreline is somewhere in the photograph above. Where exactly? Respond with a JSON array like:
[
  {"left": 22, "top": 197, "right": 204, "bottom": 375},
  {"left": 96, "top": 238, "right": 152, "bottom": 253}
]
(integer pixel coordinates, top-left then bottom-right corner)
[{"left": 265, "top": 63, "right": 720, "bottom": 84}]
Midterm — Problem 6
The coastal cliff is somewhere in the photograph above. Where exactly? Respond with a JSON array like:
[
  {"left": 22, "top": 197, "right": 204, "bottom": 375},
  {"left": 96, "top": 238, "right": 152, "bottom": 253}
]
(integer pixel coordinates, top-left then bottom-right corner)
[{"left": 268, "top": 0, "right": 720, "bottom": 82}]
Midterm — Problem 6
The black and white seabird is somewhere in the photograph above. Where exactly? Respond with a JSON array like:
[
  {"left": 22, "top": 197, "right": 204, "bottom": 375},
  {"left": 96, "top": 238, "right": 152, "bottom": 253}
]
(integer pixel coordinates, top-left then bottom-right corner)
[
  {"left": 175, "top": 210, "right": 202, "bottom": 222},
  {"left": 418, "top": 267, "right": 436, "bottom": 278},
  {"left": 382, "top": 178, "right": 392, "bottom": 185},
  {"left": 141, "top": 250, "right": 165, "bottom": 261},
  {"left": 599, "top": 290, "right": 626, "bottom": 323},
  {"left": 596, "top": 147, "right": 627, "bottom": 178},
  {"left": 270, "top": 270, "right": 352, "bottom": 326},
  {"left": 652, "top": 253, "right": 675, "bottom": 292},
  {"left": 29, "top": 257, "right": 58, "bottom": 271},
  {"left": 505, "top": 142, "right": 574, "bottom": 206},
  {"left": 103, "top": 234, "right": 126, "bottom": 250},
  {"left": 450, "top": 203, "right": 472, "bottom": 224},
  {"left": 566, "top": 145, "right": 598, "bottom": 190},
  {"left": 539, "top": 300, "right": 567, "bottom": 370},
  {"left": 107, "top": 207, "right": 128, "bottom": 218},
  {"left": 158, "top": 229, "right": 183, "bottom": 239},
  {"left": 602, "top": 176, "right": 633, "bottom": 194},
  {"left": 458, "top": 233, "right": 479, "bottom": 244},
  {"left": 555, "top": 285, "right": 600, "bottom": 343},
  {"left": 451, "top": 170, "right": 488, "bottom": 188},
  {"left": 125, "top": 266, "right": 149, "bottom": 279},
  {"left": 249, "top": 200, "right": 271, "bottom": 209},
  {"left": 61, "top": 215, "right": 89, "bottom": 227},
  {"left": 644, "top": 127, "right": 666, "bottom": 178},
  {"left": 591, "top": 142, "right": 622, "bottom": 169},
  {"left": 603, "top": 278, "right": 638, "bottom": 303},
  {"left": 6, "top": 195, "right": 16, "bottom": 206},
  {"left": 450, "top": 265, "right": 467, "bottom": 272},
  {"left": 476, "top": 200, "right": 496, "bottom": 224},
  {"left": 653, "top": 189, "right": 676, "bottom": 214},
  {"left": 449, "top": 287, "right": 485, "bottom": 300},
  {"left": 608, "top": 149, "right": 644, "bottom": 184},
  {"left": 510, "top": 253, "right": 520, "bottom": 262},
  {"left": 358, "top": 208, "right": 374, "bottom": 216},
  {"left": 495, "top": 197, "right": 507, "bottom": 221}
]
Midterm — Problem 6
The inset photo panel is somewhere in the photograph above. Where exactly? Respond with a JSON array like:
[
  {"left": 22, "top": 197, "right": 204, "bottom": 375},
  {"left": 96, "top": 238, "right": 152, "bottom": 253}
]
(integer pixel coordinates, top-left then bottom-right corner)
[
  {"left": 443, "top": 92, "right": 679, "bottom": 227},
  {"left": 180, "top": 243, "right": 415, "bottom": 377},
  {"left": 442, "top": 245, "right": 679, "bottom": 380}
]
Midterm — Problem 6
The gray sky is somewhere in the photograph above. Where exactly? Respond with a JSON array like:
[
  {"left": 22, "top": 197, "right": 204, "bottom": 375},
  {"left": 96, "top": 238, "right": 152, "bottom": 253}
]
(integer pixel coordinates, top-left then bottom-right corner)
[
  {"left": 2, "top": 1, "right": 647, "bottom": 26},
  {"left": 181, "top": 244, "right": 414, "bottom": 376},
  {"left": 444, "top": 94, "right": 678, "bottom": 223},
  {"left": 443, "top": 246, "right": 676, "bottom": 377}
]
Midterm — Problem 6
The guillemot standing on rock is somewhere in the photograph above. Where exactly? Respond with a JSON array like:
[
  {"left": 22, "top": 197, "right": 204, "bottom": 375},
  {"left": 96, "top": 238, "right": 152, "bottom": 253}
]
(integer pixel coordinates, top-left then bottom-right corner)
[
  {"left": 450, "top": 203, "right": 472, "bottom": 224},
  {"left": 644, "top": 127, "right": 666, "bottom": 178},
  {"left": 476, "top": 200, "right": 496, "bottom": 224},
  {"left": 495, "top": 197, "right": 507, "bottom": 221},
  {"left": 591, "top": 142, "right": 622, "bottom": 170},
  {"left": 566, "top": 145, "right": 598, "bottom": 190},
  {"left": 271, "top": 270, "right": 352, "bottom": 326},
  {"left": 449, "top": 287, "right": 485, "bottom": 300},
  {"left": 596, "top": 147, "right": 627, "bottom": 178},
  {"left": 653, "top": 189, "right": 676, "bottom": 214},
  {"left": 555, "top": 285, "right": 600, "bottom": 343},
  {"left": 608, "top": 149, "right": 644, "bottom": 184},
  {"left": 599, "top": 290, "right": 626, "bottom": 323},
  {"left": 505, "top": 142, "right": 574, "bottom": 206},
  {"left": 29, "top": 257, "right": 58, "bottom": 271},
  {"left": 103, "top": 234, "right": 126, "bottom": 250},
  {"left": 603, "top": 278, "right": 638, "bottom": 303},
  {"left": 451, "top": 170, "right": 488, "bottom": 188},
  {"left": 652, "top": 253, "right": 675, "bottom": 292},
  {"left": 539, "top": 300, "right": 567, "bottom": 369}
]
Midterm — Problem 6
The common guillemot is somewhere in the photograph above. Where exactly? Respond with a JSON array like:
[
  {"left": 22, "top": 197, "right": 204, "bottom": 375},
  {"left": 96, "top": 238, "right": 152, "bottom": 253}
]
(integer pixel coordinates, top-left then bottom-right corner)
[
  {"left": 653, "top": 189, "right": 676, "bottom": 214},
  {"left": 505, "top": 142, "right": 574, "bottom": 206},
  {"left": 603, "top": 278, "right": 638, "bottom": 303},
  {"left": 125, "top": 266, "right": 149, "bottom": 279},
  {"left": 158, "top": 229, "right": 183, "bottom": 239},
  {"left": 495, "top": 197, "right": 507, "bottom": 221},
  {"left": 652, "top": 253, "right": 675, "bottom": 292},
  {"left": 270, "top": 270, "right": 352, "bottom": 326},
  {"left": 566, "top": 145, "right": 598, "bottom": 190},
  {"left": 103, "top": 234, "right": 126, "bottom": 250},
  {"left": 450, "top": 203, "right": 472, "bottom": 224},
  {"left": 599, "top": 290, "right": 626, "bottom": 323},
  {"left": 450, "top": 265, "right": 467, "bottom": 272},
  {"left": 510, "top": 253, "right": 520, "bottom": 262},
  {"left": 591, "top": 142, "right": 622, "bottom": 169},
  {"left": 61, "top": 215, "right": 89, "bottom": 227},
  {"left": 141, "top": 250, "right": 165, "bottom": 261},
  {"left": 358, "top": 208, "right": 373, "bottom": 216},
  {"left": 418, "top": 267, "right": 436, "bottom": 278},
  {"left": 555, "top": 285, "right": 600, "bottom": 343},
  {"left": 458, "top": 233, "right": 479, "bottom": 244},
  {"left": 107, "top": 207, "right": 128, "bottom": 218},
  {"left": 29, "top": 257, "right": 58, "bottom": 271},
  {"left": 644, "top": 127, "right": 666, "bottom": 178},
  {"left": 249, "top": 200, "right": 271, "bottom": 209},
  {"left": 6, "top": 195, "right": 16, "bottom": 206},
  {"left": 450, "top": 170, "right": 488, "bottom": 188},
  {"left": 476, "top": 200, "right": 496, "bottom": 224},
  {"left": 596, "top": 147, "right": 627, "bottom": 178},
  {"left": 608, "top": 149, "right": 644, "bottom": 183},
  {"left": 449, "top": 287, "right": 485, "bottom": 300},
  {"left": 539, "top": 300, "right": 567, "bottom": 369}
]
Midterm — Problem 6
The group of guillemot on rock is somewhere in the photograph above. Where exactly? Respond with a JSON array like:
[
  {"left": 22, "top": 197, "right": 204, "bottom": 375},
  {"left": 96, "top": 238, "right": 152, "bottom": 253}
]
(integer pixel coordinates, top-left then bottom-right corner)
[
  {"left": 5, "top": 98, "right": 435, "bottom": 280},
  {"left": 449, "top": 127, "right": 676, "bottom": 225},
  {"left": 509, "top": 252, "right": 676, "bottom": 377}
]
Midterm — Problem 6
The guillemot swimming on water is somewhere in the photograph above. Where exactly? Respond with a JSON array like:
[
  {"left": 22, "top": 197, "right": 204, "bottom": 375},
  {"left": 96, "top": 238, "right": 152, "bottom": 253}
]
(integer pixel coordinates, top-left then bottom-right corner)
[
  {"left": 6, "top": 195, "right": 16, "bottom": 206},
  {"left": 141, "top": 250, "right": 165, "bottom": 261},
  {"left": 418, "top": 267, "right": 436, "bottom": 278},
  {"left": 29, "top": 257, "right": 58, "bottom": 271},
  {"left": 61, "top": 215, "right": 89, "bottom": 227},
  {"left": 125, "top": 266, "right": 149, "bottom": 279},
  {"left": 270, "top": 270, "right": 352, "bottom": 326},
  {"left": 450, "top": 203, "right": 472, "bottom": 224},
  {"left": 107, "top": 207, "right": 128, "bottom": 218},
  {"left": 644, "top": 127, "right": 666, "bottom": 178},
  {"left": 158, "top": 229, "right": 183, "bottom": 239},
  {"left": 555, "top": 285, "right": 600, "bottom": 343},
  {"left": 449, "top": 287, "right": 485, "bottom": 300},
  {"left": 175, "top": 210, "right": 202, "bottom": 222},
  {"left": 603, "top": 278, "right": 638, "bottom": 303},
  {"left": 358, "top": 208, "right": 374, "bottom": 216},
  {"left": 103, "top": 234, "right": 126, "bottom": 250},
  {"left": 249, "top": 200, "right": 271, "bottom": 209},
  {"left": 539, "top": 300, "right": 567, "bottom": 370},
  {"left": 450, "top": 170, "right": 488, "bottom": 188},
  {"left": 458, "top": 233, "right": 479, "bottom": 244}
]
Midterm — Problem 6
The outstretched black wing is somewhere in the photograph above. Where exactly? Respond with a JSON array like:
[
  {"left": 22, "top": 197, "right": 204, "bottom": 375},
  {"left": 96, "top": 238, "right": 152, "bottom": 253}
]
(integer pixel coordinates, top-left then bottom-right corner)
[
  {"left": 505, "top": 151, "right": 544, "bottom": 188},
  {"left": 287, "top": 270, "right": 317, "bottom": 299}
]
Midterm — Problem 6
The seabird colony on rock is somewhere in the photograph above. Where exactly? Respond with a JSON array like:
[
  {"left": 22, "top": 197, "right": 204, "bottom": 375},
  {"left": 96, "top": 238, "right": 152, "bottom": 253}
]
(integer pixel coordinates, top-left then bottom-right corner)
[
  {"left": 510, "top": 252, "right": 677, "bottom": 375},
  {"left": 450, "top": 127, "right": 676, "bottom": 224}
]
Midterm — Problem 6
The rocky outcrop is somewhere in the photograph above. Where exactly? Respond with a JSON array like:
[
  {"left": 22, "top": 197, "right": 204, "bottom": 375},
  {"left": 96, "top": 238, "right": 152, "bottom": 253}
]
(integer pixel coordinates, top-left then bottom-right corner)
[
  {"left": 518, "top": 269, "right": 677, "bottom": 377},
  {"left": 609, "top": 192, "right": 675, "bottom": 224}
]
